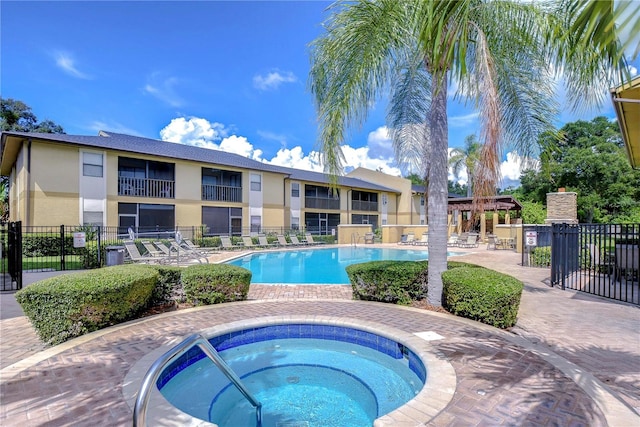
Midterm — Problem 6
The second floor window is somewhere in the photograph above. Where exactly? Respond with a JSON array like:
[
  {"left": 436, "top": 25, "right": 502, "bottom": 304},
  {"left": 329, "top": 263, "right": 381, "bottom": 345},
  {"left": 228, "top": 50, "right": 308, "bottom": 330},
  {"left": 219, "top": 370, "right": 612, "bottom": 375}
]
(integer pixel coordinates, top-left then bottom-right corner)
[
  {"left": 83, "top": 152, "right": 103, "bottom": 177},
  {"left": 291, "top": 182, "right": 300, "bottom": 197},
  {"left": 250, "top": 173, "right": 261, "bottom": 191}
]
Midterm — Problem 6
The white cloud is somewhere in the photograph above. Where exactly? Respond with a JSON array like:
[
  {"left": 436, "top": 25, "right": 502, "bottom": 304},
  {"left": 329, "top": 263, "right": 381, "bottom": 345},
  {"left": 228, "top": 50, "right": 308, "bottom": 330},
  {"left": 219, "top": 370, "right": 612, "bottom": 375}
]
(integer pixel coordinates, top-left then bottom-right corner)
[
  {"left": 499, "top": 151, "right": 539, "bottom": 189},
  {"left": 366, "top": 126, "right": 394, "bottom": 159},
  {"left": 266, "top": 146, "right": 323, "bottom": 171},
  {"left": 53, "top": 51, "right": 90, "bottom": 79},
  {"left": 160, "top": 117, "right": 229, "bottom": 148},
  {"left": 449, "top": 112, "right": 479, "bottom": 128},
  {"left": 144, "top": 72, "right": 184, "bottom": 107},
  {"left": 253, "top": 70, "right": 297, "bottom": 91}
]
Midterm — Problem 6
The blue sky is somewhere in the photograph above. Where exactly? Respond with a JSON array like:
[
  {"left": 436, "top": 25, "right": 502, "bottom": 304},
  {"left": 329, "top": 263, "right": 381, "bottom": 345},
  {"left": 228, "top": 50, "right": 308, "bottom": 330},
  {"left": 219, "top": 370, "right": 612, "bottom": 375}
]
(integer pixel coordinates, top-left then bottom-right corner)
[{"left": 2, "top": 1, "right": 637, "bottom": 189}]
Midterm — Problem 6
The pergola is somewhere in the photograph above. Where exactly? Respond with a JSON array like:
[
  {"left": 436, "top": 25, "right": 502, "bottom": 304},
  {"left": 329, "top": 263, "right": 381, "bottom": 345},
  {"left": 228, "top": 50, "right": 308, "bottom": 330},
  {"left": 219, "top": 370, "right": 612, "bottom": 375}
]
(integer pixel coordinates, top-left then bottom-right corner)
[
  {"left": 447, "top": 195, "right": 523, "bottom": 238},
  {"left": 611, "top": 76, "right": 640, "bottom": 169}
]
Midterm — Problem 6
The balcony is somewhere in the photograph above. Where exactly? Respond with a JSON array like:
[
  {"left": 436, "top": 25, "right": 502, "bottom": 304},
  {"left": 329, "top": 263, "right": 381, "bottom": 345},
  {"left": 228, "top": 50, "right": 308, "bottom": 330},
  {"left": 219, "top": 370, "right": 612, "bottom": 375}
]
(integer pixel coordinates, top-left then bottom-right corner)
[
  {"left": 351, "top": 200, "right": 378, "bottom": 212},
  {"left": 202, "top": 184, "right": 242, "bottom": 202},
  {"left": 305, "top": 197, "right": 340, "bottom": 210},
  {"left": 118, "top": 177, "right": 174, "bottom": 198}
]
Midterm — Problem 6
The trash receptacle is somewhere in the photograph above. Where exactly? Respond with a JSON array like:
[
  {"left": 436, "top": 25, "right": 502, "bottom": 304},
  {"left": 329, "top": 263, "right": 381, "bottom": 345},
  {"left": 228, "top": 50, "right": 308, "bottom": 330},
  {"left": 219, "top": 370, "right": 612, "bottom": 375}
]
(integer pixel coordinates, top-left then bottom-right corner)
[{"left": 106, "top": 245, "right": 125, "bottom": 266}]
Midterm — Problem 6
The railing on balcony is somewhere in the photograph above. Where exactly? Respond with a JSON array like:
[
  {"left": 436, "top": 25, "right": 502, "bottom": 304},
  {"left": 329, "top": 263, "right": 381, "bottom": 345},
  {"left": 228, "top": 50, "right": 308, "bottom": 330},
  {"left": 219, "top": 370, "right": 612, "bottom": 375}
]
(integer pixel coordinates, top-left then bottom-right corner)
[
  {"left": 118, "top": 177, "right": 174, "bottom": 199},
  {"left": 351, "top": 200, "right": 378, "bottom": 212},
  {"left": 305, "top": 197, "right": 340, "bottom": 210},
  {"left": 202, "top": 184, "right": 242, "bottom": 202}
]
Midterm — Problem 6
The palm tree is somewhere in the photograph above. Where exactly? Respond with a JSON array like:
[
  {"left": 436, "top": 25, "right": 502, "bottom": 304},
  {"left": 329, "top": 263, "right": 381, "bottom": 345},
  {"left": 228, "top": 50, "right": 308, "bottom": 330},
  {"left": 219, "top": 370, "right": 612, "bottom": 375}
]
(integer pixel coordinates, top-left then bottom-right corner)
[
  {"left": 309, "top": 0, "right": 632, "bottom": 306},
  {"left": 449, "top": 134, "right": 481, "bottom": 198}
]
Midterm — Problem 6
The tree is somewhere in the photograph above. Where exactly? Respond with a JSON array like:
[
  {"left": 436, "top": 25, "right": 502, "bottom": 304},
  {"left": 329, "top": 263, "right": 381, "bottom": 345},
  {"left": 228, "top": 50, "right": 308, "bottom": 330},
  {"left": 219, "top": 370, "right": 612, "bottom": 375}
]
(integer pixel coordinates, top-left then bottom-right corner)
[
  {"left": 0, "top": 98, "right": 65, "bottom": 221},
  {"left": 518, "top": 116, "right": 640, "bottom": 223},
  {"left": 309, "top": 0, "right": 631, "bottom": 306},
  {"left": 449, "top": 134, "right": 481, "bottom": 197}
]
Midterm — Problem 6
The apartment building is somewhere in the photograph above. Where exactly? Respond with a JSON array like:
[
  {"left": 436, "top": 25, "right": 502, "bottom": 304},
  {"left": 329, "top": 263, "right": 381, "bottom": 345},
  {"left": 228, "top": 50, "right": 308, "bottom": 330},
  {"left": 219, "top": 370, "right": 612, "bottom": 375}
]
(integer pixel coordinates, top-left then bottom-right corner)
[{"left": 0, "top": 130, "right": 406, "bottom": 235}]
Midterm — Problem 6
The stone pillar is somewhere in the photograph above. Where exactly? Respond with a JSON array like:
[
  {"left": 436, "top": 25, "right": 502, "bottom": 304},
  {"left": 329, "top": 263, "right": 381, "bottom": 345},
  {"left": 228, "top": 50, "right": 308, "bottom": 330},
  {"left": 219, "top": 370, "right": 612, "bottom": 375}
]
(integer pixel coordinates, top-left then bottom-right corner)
[
  {"left": 492, "top": 212, "right": 499, "bottom": 233},
  {"left": 545, "top": 191, "right": 578, "bottom": 224}
]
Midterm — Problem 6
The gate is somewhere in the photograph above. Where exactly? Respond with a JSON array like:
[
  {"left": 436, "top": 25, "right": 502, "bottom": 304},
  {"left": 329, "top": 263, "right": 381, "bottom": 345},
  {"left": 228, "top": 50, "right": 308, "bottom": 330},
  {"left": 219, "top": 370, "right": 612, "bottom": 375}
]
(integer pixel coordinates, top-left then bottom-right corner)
[
  {"left": 550, "top": 223, "right": 639, "bottom": 305},
  {"left": 521, "top": 224, "right": 552, "bottom": 267},
  {"left": 0, "top": 221, "right": 23, "bottom": 291}
]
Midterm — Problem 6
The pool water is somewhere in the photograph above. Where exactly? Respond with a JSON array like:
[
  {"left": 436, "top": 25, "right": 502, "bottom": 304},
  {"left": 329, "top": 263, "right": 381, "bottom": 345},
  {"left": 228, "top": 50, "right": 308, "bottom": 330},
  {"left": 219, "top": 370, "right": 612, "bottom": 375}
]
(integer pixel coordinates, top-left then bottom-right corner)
[
  {"left": 158, "top": 325, "right": 426, "bottom": 427},
  {"left": 227, "top": 247, "right": 447, "bottom": 284}
]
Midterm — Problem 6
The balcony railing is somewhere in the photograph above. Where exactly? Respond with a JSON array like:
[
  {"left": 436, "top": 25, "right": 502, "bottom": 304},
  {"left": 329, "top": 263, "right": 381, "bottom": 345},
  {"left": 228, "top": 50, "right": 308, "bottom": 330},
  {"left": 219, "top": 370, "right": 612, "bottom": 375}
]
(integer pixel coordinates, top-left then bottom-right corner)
[
  {"left": 118, "top": 177, "right": 174, "bottom": 199},
  {"left": 305, "top": 197, "right": 340, "bottom": 210},
  {"left": 202, "top": 184, "right": 242, "bottom": 202},
  {"left": 351, "top": 200, "right": 378, "bottom": 212}
]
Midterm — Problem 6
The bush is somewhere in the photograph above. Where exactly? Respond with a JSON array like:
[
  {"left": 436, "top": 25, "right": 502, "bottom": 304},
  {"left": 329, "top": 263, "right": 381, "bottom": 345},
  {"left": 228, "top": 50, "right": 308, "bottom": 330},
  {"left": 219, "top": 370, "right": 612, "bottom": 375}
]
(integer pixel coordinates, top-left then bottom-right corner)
[
  {"left": 442, "top": 266, "right": 523, "bottom": 329},
  {"left": 529, "top": 246, "right": 551, "bottom": 267},
  {"left": 15, "top": 265, "right": 158, "bottom": 344},
  {"left": 150, "top": 265, "right": 184, "bottom": 306},
  {"left": 346, "top": 261, "right": 429, "bottom": 305},
  {"left": 182, "top": 264, "right": 251, "bottom": 305}
]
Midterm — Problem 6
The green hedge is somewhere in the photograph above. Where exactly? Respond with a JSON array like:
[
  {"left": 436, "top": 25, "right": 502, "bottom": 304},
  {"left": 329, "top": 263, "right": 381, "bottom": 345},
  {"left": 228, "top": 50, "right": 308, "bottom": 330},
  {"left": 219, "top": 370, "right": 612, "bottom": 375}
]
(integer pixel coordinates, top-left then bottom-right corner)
[
  {"left": 182, "top": 264, "right": 251, "bottom": 305},
  {"left": 442, "top": 266, "right": 523, "bottom": 328},
  {"left": 15, "top": 265, "right": 158, "bottom": 345},
  {"left": 150, "top": 265, "right": 184, "bottom": 306},
  {"left": 346, "top": 261, "right": 429, "bottom": 305}
]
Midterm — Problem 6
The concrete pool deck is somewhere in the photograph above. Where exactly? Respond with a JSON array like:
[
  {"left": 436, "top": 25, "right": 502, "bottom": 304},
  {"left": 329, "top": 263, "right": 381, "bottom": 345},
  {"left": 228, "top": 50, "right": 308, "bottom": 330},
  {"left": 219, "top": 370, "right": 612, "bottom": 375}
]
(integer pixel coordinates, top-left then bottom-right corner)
[{"left": 1, "top": 244, "right": 639, "bottom": 426}]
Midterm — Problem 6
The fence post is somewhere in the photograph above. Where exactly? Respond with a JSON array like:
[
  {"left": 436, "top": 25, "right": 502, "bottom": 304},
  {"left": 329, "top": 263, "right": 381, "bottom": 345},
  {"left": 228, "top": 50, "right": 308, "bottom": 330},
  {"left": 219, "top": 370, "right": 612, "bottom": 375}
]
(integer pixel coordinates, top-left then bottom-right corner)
[
  {"left": 97, "top": 225, "right": 102, "bottom": 267},
  {"left": 60, "top": 225, "right": 66, "bottom": 271}
]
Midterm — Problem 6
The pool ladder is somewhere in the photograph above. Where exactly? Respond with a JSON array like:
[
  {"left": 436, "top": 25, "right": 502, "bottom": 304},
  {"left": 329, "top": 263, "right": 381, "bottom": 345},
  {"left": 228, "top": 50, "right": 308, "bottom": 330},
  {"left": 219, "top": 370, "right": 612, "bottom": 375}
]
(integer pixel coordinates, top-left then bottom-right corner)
[{"left": 133, "top": 333, "right": 262, "bottom": 426}]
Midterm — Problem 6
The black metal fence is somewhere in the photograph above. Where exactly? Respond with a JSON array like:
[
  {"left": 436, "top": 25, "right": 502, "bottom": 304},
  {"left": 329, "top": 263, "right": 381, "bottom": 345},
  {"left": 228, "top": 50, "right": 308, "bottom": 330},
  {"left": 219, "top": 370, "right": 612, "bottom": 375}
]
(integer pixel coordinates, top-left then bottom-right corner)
[
  {"left": 1, "top": 221, "right": 23, "bottom": 291},
  {"left": 550, "top": 223, "right": 639, "bottom": 305}
]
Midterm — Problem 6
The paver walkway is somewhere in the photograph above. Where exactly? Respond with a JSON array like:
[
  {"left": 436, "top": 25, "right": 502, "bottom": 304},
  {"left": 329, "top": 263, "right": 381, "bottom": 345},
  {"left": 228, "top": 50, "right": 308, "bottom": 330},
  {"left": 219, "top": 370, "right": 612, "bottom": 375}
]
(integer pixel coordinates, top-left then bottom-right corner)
[{"left": 1, "top": 245, "right": 638, "bottom": 426}]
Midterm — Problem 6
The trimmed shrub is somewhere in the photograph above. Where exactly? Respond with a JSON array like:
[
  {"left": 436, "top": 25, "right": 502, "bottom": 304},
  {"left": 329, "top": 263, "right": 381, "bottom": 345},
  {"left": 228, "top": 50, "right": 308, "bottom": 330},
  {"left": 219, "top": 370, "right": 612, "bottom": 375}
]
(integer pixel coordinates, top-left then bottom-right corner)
[
  {"left": 182, "top": 264, "right": 251, "bottom": 305},
  {"left": 150, "top": 265, "right": 184, "bottom": 306},
  {"left": 15, "top": 265, "right": 158, "bottom": 344},
  {"left": 346, "top": 261, "right": 429, "bottom": 305},
  {"left": 442, "top": 266, "right": 523, "bottom": 329},
  {"left": 530, "top": 246, "right": 551, "bottom": 267}
]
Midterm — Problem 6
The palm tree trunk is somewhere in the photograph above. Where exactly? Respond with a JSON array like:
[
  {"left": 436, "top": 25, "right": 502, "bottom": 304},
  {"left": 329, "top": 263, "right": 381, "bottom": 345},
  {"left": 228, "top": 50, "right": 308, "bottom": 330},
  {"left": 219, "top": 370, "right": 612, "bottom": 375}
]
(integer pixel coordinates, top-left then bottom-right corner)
[{"left": 427, "top": 72, "right": 449, "bottom": 306}]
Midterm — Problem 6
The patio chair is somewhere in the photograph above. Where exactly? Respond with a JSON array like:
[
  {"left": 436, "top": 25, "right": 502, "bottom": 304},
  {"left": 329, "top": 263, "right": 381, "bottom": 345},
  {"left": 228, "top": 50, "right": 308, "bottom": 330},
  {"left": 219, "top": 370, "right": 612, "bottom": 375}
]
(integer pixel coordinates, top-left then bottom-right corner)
[
  {"left": 446, "top": 234, "right": 459, "bottom": 247},
  {"left": 486, "top": 235, "right": 498, "bottom": 250},
  {"left": 169, "top": 240, "right": 209, "bottom": 263},
  {"left": 304, "top": 233, "right": 324, "bottom": 245},
  {"left": 241, "top": 236, "right": 257, "bottom": 249},
  {"left": 258, "top": 234, "right": 278, "bottom": 248},
  {"left": 183, "top": 238, "right": 218, "bottom": 254},
  {"left": 290, "top": 235, "right": 307, "bottom": 246},
  {"left": 277, "top": 235, "right": 292, "bottom": 247},
  {"left": 364, "top": 232, "right": 375, "bottom": 244},
  {"left": 613, "top": 244, "right": 639, "bottom": 282},
  {"left": 413, "top": 232, "right": 428, "bottom": 246},
  {"left": 220, "top": 235, "right": 243, "bottom": 250},
  {"left": 586, "top": 244, "right": 614, "bottom": 274},
  {"left": 141, "top": 241, "right": 169, "bottom": 259},
  {"left": 457, "top": 234, "right": 479, "bottom": 248},
  {"left": 123, "top": 241, "right": 162, "bottom": 264}
]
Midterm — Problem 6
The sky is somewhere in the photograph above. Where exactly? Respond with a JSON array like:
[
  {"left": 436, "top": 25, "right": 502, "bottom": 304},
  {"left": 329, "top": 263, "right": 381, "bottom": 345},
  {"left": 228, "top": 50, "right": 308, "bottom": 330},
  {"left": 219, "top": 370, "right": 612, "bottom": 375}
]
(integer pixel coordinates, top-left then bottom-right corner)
[{"left": 1, "top": 1, "right": 638, "bottom": 190}]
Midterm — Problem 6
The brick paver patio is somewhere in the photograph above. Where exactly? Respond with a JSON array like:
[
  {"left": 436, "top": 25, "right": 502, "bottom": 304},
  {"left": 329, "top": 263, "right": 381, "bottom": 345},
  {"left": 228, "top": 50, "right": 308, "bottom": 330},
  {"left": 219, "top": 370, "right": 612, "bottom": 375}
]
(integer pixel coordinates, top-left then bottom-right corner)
[{"left": 1, "top": 245, "right": 638, "bottom": 426}]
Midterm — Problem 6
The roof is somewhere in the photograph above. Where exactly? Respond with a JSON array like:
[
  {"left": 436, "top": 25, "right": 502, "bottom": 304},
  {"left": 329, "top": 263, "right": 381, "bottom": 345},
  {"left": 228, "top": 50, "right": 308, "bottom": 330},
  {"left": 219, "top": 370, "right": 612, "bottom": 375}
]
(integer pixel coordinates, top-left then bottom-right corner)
[
  {"left": 611, "top": 76, "right": 640, "bottom": 169},
  {"left": 411, "top": 184, "right": 466, "bottom": 199},
  {"left": 0, "top": 130, "right": 399, "bottom": 193},
  {"left": 446, "top": 195, "right": 523, "bottom": 212}
]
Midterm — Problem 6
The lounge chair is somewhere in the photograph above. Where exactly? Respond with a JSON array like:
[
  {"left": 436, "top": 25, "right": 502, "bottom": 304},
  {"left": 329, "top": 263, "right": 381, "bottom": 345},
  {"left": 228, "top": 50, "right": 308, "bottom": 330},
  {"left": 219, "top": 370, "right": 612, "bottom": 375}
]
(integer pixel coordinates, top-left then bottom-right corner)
[
  {"left": 457, "top": 234, "right": 479, "bottom": 248},
  {"left": 183, "top": 238, "right": 218, "bottom": 254},
  {"left": 277, "top": 235, "right": 292, "bottom": 247},
  {"left": 241, "top": 236, "right": 257, "bottom": 249},
  {"left": 586, "top": 244, "right": 614, "bottom": 274},
  {"left": 290, "top": 235, "right": 306, "bottom": 246},
  {"left": 446, "top": 234, "right": 459, "bottom": 247},
  {"left": 169, "top": 240, "right": 209, "bottom": 263},
  {"left": 141, "top": 241, "right": 168, "bottom": 259},
  {"left": 413, "top": 232, "right": 428, "bottom": 246},
  {"left": 364, "top": 232, "right": 375, "bottom": 244},
  {"left": 304, "top": 232, "right": 323, "bottom": 245},
  {"left": 123, "top": 241, "right": 163, "bottom": 264},
  {"left": 258, "top": 234, "right": 278, "bottom": 248},
  {"left": 220, "top": 235, "right": 243, "bottom": 250}
]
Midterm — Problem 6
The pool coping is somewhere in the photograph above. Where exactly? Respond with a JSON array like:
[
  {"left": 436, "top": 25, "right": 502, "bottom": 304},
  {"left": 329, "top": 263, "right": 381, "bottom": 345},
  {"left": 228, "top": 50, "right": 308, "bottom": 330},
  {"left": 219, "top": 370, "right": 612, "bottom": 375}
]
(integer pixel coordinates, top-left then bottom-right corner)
[{"left": 122, "top": 315, "right": 457, "bottom": 427}]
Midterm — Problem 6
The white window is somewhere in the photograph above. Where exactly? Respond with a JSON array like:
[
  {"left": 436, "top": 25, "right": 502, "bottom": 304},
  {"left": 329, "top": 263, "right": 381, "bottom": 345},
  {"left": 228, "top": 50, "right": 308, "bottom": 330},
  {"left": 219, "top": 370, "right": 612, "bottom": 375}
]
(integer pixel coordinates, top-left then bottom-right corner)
[
  {"left": 83, "top": 211, "right": 103, "bottom": 226},
  {"left": 291, "top": 216, "right": 300, "bottom": 230},
  {"left": 420, "top": 196, "right": 425, "bottom": 206},
  {"left": 291, "top": 182, "right": 300, "bottom": 198},
  {"left": 83, "top": 152, "right": 103, "bottom": 177},
  {"left": 251, "top": 215, "right": 261, "bottom": 232},
  {"left": 250, "top": 173, "right": 261, "bottom": 191},
  {"left": 382, "top": 194, "right": 388, "bottom": 205}
]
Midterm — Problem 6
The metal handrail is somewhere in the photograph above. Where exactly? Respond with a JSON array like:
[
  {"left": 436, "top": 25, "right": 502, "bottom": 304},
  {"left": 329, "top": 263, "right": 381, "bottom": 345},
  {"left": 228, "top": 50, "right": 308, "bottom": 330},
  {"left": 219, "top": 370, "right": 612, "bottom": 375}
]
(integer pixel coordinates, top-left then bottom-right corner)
[{"left": 133, "top": 333, "right": 262, "bottom": 426}]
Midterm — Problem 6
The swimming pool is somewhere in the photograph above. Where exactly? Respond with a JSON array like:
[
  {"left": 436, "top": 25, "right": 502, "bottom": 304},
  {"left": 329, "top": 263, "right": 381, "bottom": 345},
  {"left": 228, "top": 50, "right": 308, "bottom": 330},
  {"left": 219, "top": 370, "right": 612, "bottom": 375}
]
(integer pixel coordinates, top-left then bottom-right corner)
[
  {"left": 226, "top": 247, "right": 454, "bottom": 284},
  {"left": 158, "top": 323, "right": 426, "bottom": 426}
]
